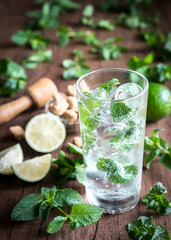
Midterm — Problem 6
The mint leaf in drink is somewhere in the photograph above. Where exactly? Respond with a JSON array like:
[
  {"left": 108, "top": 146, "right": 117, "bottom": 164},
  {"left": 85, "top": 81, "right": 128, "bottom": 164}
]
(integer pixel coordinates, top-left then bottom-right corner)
[
  {"left": 62, "top": 50, "right": 91, "bottom": 80},
  {"left": 144, "top": 128, "right": 171, "bottom": 169},
  {"left": 78, "top": 102, "right": 99, "bottom": 131},
  {"left": 46, "top": 216, "right": 68, "bottom": 234},
  {"left": 127, "top": 216, "right": 170, "bottom": 240},
  {"left": 82, "top": 91, "right": 102, "bottom": 113},
  {"left": 97, "top": 157, "right": 138, "bottom": 184},
  {"left": 11, "top": 193, "right": 43, "bottom": 221},
  {"left": 110, "top": 102, "right": 131, "bottom": 122},
  {"left": 22, "top": 49, "right": 52, "bottom": 68},
  {"left": 142, "top": 182, "right": 171, "bottom": 215},
  {"left": 75, "top": 163, "right": 86, "bottom": 185},
  {"left": 54, "top": 189, "right": 83, "bottom": 207},
  {"left": 98, "top": 78, "right": 120, "bottom": 93},
  {"left": 68, "top": 143, "right": 83, "bottom": 155},
  {"left": 0, "top": 58, "right": 28, "bottom": 96},
  {"left": 91, "top": 37, "right": 128, "bottom": 60},
  {"left": 81, "top": 128, "right": 97, "bottom": 153},
  {"left": 68, "top": 204, "right": 102, "bottom": 230},
  {"left": 11, "top": 29, "right": 51, "bottom": 50}
]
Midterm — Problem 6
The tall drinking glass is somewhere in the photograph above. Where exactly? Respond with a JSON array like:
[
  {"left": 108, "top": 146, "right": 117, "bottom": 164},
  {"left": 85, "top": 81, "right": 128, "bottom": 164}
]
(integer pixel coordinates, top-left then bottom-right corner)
[{"left": 76, "top": 68, "right": 148, "bottom": 214}]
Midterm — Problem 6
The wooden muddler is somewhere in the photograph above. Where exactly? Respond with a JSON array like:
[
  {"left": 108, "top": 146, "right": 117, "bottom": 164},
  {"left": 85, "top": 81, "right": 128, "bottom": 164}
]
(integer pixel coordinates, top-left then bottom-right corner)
[{"left": 0, "top": 78, "right": 58, "bottom": 125}]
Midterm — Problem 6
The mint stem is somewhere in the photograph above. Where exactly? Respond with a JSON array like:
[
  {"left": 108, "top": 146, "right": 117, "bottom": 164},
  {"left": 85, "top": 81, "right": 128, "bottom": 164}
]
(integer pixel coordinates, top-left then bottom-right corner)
[{"left": 57, "top": 207, "right": 69, "bottom": 218}]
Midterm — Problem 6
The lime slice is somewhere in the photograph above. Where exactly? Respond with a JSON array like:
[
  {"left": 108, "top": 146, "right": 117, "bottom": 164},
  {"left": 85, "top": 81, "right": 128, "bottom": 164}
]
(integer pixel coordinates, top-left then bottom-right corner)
[
  {"left": 25, "top": 113, "right": 66, "bottom": 153},
  {"left": 0, "top": 144, "right": 23, "bottom": 175},
  {"left": 11, "top": 154, "right": 51, "bottom": 182}
]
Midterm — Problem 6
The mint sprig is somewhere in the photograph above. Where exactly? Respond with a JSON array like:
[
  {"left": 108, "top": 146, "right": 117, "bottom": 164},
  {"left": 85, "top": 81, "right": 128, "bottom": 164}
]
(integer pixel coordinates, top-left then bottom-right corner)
[
  {"left": 142, "top": 182, "right": 171, "bottom": 215},
  {"left": 62, "top": 50, "right": 91, "bottom": 80},
  {"left": 98, "top": 78, "right": 120, "bottom": 93},
  {"left": 11, "top": 29, "right": 51, "bottom": 50},
  {"left": 0, "top": 58, "right": 28, "bottom": 97},
  {"left": 11, "top": 187, "right": 102, "bottom": 234},
  {"left": 128, "top": 216, "right": 170, "bottom": 240},
  {"left": 96, "top": 157, "right": 138, "bottom": 184},
  {"left": 144, "top": 128, "right": 171, "bottom": 169},
  {"left": 22, "top": 49, "right": 52, "bottom": 68}
]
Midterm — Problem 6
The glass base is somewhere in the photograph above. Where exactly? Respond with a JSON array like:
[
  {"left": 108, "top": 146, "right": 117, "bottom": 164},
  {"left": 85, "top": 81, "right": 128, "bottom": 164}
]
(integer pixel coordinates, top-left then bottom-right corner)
[{"left": 86, "top": 190, "right": 140, "bottom": 214}]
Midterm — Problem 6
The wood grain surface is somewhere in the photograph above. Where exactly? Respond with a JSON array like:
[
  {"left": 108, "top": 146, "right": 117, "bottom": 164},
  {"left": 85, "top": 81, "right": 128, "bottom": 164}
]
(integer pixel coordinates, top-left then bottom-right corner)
[{"left": 0, "top": 0, "right": 171, "bottom": 239}]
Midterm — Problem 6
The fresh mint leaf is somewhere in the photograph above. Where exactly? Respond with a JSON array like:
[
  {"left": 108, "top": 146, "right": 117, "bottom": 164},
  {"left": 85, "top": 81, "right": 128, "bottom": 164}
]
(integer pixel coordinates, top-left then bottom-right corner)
[
  {"left": 144, "top": 128, "right": 171, "bottom": 169},
  {"left": 81, "top": 5, "right": 115, "bottom": 31},
  {"left": 127, "top": 52, "right": 154, "bottom": 70},
  {"left": 142, "top": 182, "right": 171, "bottom": 215},
  {"left": 27, "top": 2, "right": 60, "bottom": 30},
  {"left": 75, "top": 163, "right": 86, "bottom": 185},
  {"left": 110, "top": 102, "right": 131, "bottom": 122},
  {"left": 68, "top": 204, "right": 102, "bottom": 230},
  {"left": 46, "top": 216, "right": 68, "bottom": 234},
  {"left": 98, "top": 78, "right": 120, "bottom": 93},
  {"left": 11, "top": 193, "right": 43, "bottom": 221},
  {"left": 97, "top": 157, "right": 138, "bottom": 184},
  {"left": 54, "top": 189, "right": 83, "bottom": 207},
  {"left": 91, "top": 37, "right": 128, "bottom": 60},
  {"left": 39, "top": 201, "right": 51, "bottom": 221},
  {"left": 127, "top": 216, "right": 170, "bottom": 240},
  {"left": 0, "top": 58, "right": 27, "bottom": 96},
  {"left": 81, "top": 128, "right": 97, "bottom": 153},
  {"left": 11, "top": 30, "right": 51, "bottom": 50},
  {"left": 68, "top": 143, "right": 83, "bottom": 155},
  {"left": 78, "top": 102, "right": 99, "bottom": 131},
  {"left": 141, "top": 30, "right": 171, "bottom": 61},
  {"left": 22, "top": 49, "right": 52, "bottom": 68},
  {"left": 62, "top": 50, "right": 90, "bottom": 80}
]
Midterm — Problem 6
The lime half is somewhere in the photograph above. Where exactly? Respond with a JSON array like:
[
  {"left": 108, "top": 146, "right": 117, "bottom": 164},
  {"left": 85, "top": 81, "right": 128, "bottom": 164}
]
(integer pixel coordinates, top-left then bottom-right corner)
[
  {"left": 25, "top": 113, "right": 66, "bottom": 153},
  {"left": 12, "top": 154, "right": 51, "bottom": 182},
  {"left": 0, "top": 144, "right": 23, "bottom": 175}
]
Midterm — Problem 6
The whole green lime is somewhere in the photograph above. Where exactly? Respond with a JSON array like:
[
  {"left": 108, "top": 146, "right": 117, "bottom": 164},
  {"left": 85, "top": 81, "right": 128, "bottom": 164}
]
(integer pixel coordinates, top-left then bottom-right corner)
[{"left": 147, "top": 82, "right": 171, "bottom": 122}]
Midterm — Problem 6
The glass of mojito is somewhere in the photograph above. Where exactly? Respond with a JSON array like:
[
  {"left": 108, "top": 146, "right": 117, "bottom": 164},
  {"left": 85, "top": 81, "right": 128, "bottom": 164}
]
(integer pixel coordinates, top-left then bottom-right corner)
[{"left": 76, "top": 68, "right": 148, "bottom": 214}]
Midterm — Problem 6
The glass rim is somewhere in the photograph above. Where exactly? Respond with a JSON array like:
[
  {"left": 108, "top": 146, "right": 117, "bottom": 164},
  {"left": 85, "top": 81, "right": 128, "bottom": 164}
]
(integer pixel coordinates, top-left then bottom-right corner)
[{"left": 76, "top": 68, "right": 149, "bottom": 102}]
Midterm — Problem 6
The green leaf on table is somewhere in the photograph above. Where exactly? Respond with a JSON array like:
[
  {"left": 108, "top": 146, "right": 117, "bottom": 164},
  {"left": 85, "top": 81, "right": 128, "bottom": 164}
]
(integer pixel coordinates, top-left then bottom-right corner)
[
  {"left": 128, "top": 216, "right": 170, "bottom": 240},
  {"left": 144, "top": 128, "right": 171, "bottom": 169},
  {"left": 56, "top": 25, "right": 70, "bottom": 46},
  {"left": 127, "top": 53, "right": 171, "bottom": 83},
  {"left": 91, "top": 37, "right": 128, "bottom": 60},
  {"left": 110, "top": 102, "right": 131, "bottom": 122},
  {"left": 39, "top": 200, "right": 51, "bottom": 221},
  {"left": 75, "top": 163, "right": 86, "bottom": 185},
  {"left": 68, "top": 204, "right": 102, "bottom": 230},
  {"left": 141, "top": 30, "right": 171, "bottom": 61},
  {"left": 54, "top": 189, "right": 83, "bottom": 207},
  {"left": 97, "top": 157, "right": 138, "bottom": 184},
  {"left": 142, "top": 182, "right": 171, "bottom": 215},
  {"left": 62, "top": 50, "right": 90, "bottom": 80},
  {"left": 11, "top": 29, "right": 51, "bottom": 50},
  {"left": 68, "top": 143, "right": 83, "bottom": 155},
  {"left": 98, "top": 78, "right": 120, "bottom": 93},
  {"left": 11, "top": 193, "right": 43, "bottom": 221},
  {"left": 81, "top": 4, "right": 115, "bottom": 31},
  {"left": 46, "top": 216, "right": 68, "bottom": 234},
  {"left": 26, "top": 2, "right": 60, "bottom": 30},
  {"left": 0, "top": 58, "right": 28, "bottom": 96},
  {"left": 22, "top": 49, "right": 52, "bottom": 68}
]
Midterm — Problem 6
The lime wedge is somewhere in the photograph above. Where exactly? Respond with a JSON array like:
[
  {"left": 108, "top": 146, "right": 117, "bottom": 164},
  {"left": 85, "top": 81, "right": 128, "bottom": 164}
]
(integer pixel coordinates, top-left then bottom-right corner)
[
  {"left": 11, "top": 154, "right": 51, "bottom": 182},
  {"left": 0, "top": 144, "right": 23, "bottom": 175},
  {"left": 25, "top": 113, "right": 66, "bottom": 153}
]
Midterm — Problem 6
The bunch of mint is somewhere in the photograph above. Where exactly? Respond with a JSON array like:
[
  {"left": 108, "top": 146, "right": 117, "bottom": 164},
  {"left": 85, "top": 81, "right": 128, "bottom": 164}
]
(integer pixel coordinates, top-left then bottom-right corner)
[
  {"left": 144, "top": 128, "right": 171, "bottom": 169},
  {"left": 142, "top": 182, "right": 171, "bottom": 215},
  {"left": 11, "top": 186, "right": 102, "bottom": 234},
  {"left": 62, "top": 50, "right": 91, "bottom": 80},
  {"left": 0, "top": 58, "right": 28, "bottom": 96}
]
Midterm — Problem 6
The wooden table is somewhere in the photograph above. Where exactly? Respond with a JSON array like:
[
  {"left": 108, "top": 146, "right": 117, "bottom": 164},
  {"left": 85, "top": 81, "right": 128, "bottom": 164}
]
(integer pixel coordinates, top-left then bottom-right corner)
[{"left": 0, "top": 0, "right": 171, "bottom": 239}]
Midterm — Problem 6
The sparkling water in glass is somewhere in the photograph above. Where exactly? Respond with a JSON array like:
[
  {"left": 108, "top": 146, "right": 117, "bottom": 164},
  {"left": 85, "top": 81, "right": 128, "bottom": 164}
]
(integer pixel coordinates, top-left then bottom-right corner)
[{"left": 76, "top": 68, "right": 148, "bottom": 214}]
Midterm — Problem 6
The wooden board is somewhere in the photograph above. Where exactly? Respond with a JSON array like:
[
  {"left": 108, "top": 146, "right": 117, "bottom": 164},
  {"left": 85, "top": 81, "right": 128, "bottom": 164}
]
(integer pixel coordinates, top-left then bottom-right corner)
[{"left": 0, "top": 0, "right": 171, "bottom": 239}]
